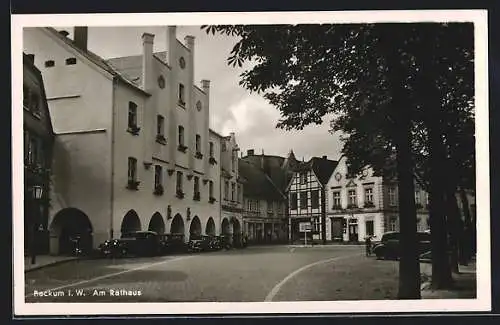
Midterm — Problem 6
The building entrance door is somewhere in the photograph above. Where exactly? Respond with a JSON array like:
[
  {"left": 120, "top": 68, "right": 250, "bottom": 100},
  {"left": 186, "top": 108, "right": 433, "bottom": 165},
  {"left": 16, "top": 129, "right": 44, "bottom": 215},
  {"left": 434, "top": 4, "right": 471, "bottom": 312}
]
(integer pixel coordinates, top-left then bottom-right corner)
[
  {"left": 331, "top": 218, "right": 343, "bottom": 242},
  {"left": 348, "top": 224, "right": 359, "bottom": 242}
]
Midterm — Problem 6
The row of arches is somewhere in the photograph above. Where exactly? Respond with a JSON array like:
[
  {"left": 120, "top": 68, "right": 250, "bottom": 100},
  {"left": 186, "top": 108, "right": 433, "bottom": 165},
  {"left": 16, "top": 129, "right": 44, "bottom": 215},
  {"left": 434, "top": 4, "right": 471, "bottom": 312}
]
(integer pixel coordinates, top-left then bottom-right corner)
[
  {"left": 120, "top": 209, "right": 218, "bottom": 240},
  {"left": 48, "top": 208, "right": 242, "bottom": 255}
]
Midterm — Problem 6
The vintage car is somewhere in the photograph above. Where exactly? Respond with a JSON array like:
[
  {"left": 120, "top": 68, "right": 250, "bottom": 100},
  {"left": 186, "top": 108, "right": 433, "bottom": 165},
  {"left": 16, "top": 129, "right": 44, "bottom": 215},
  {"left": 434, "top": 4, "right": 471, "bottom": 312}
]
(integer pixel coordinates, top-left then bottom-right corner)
[
  {"left": 158, "top": 233, "right": 188, "bottom": 254},
  {"left": 187, "top": 235, "right": 212, "bottom": 253},
  {"left": 118, "top": 231, "right": 162, "bottom": 257},
  {"left": 372, "top": 231, "right": 432, "bottom": 260}
]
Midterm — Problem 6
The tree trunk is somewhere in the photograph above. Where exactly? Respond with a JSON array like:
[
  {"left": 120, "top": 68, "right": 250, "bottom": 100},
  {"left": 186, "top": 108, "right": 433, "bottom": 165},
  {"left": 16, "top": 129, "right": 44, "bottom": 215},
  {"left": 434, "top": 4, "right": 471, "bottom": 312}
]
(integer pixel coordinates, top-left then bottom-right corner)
[
  {"left": 444, "top": 180, "right": 461, "bottom": 274},
  {"left": 459, "top": 188, "right": 473, "bottom": 264},
  {"left": 428, "top": 124, "right": 454, "bottom": 289}
]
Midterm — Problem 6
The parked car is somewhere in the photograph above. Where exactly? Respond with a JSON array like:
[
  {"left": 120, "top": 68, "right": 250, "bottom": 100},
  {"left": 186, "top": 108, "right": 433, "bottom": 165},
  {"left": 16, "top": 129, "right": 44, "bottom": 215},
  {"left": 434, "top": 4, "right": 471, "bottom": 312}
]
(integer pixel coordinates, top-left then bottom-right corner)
[
  {"left": 119, "top": 231, "right": 162, "bottom": 257},
  {"left": 158, "top": 234, "right": 187, "bottom": 254},
  {"left": 372, "top": 231, "right": 431, "bottom": 260},
  {"left": 187, "top": 235, "right": 212, "bottom": 253},
  {"left": 99, "top": 239, "right": 127, "bottom": 258}
]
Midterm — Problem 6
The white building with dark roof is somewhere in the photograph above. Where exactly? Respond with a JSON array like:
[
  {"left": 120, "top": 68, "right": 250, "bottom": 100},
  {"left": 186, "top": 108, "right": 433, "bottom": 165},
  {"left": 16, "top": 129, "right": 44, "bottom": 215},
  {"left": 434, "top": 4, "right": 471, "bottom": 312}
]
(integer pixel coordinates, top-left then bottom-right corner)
[{"left": 23, "top": 26, "right": 231, "bottom": 254}]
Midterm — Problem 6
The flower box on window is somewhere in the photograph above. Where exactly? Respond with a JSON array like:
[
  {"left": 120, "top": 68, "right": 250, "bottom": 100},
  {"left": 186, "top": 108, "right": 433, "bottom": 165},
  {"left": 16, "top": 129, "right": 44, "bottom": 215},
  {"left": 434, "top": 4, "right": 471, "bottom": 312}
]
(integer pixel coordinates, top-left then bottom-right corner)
[
  {"left": 332, "top": 205, "right": 342, "bottom": 210},
  {"left": 176, "top": 190, "right": 184, "bottom": 199},
  {"left": 156, "top": 134, "right": 167, "bottom": 145},
  {"left": 209, "top": 157, "right": 217, "bottom": 165},
  {"left": 364, "top": 202, "right": 375, "bottom": 208},
  {"left": 127, "top": 180, "right": 140, "bottom": 190},
  {"left": 177, "top": 144, "right": 188, "bottom": 153},
  {"left": 347, "top": 203, "right": 358, "bottom": 209},
  {"left": 195, "top": 151, "right": 203, "bottom": 159},
  {"left": 193, "top": 192, "right": 201, "bottom": 201},
  {"left": 153, "top": 185, "right": 164, "bottom": 196},
  {"left": 209, "top": 197, "right": 216, "bottom": 204},
  {"left": 127, "top": 125, "right": 141, "bottom": 135},
  {"left": 178, "top": 99, "right": 186, "bottom": 107}
]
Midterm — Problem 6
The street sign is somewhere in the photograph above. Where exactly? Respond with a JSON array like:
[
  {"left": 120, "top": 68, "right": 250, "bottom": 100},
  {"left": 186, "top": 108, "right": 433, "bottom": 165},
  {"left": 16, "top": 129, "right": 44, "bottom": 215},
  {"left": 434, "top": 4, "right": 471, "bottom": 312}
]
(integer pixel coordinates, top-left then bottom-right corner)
[{"left": 299, "top": 222, "right": 312, "bottom": 233}]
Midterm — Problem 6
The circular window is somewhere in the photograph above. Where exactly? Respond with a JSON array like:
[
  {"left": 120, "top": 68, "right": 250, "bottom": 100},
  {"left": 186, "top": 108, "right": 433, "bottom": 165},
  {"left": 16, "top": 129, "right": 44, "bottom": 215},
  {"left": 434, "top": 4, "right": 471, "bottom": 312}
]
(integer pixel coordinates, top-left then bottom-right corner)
[
  {"left": 334, "top": 172, "right": 342, "bottom": 181},
  {"left": 157, "top": 75, "right": 165, "bottom": 89},
  {"left": 179, "top": 57, "right": 186, "bottom": 69},
  {"left": 196, "top": 101, "right": 202, "bottom": 112}
]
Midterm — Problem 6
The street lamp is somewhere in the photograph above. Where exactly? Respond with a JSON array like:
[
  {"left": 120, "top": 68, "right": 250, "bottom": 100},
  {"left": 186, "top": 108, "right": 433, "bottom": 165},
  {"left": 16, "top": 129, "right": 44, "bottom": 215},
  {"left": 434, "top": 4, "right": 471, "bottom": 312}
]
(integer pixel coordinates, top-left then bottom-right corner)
[{"left": 30, "top": 184, "right": 43, "bottom": 265}]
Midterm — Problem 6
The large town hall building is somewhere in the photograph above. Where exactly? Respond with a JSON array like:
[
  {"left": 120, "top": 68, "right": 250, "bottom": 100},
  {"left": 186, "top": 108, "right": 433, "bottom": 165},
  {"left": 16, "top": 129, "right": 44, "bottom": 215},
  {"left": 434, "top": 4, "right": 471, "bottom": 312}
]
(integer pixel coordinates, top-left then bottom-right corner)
[{"left": 24, "top": 26, "right": 242, "bottom": 254}]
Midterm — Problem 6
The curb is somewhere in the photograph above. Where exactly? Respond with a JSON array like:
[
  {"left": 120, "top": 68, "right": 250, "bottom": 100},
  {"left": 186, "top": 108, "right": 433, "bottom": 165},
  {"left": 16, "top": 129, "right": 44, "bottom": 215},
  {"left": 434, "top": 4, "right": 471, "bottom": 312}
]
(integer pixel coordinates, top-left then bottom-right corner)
[{"left": 25, "top": 257, "right": 80, "bottom": 273}]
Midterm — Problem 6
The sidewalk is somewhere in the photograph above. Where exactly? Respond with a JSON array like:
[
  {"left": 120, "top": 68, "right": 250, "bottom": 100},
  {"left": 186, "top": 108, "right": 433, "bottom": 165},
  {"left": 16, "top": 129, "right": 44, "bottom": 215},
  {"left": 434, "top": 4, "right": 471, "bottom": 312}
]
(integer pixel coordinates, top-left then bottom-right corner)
[
  {"left": 420, "top": 260, "right": 476, "bottom": 299},
  {"left": 24, "top": 255, "right": 79, "bottom": 272}
]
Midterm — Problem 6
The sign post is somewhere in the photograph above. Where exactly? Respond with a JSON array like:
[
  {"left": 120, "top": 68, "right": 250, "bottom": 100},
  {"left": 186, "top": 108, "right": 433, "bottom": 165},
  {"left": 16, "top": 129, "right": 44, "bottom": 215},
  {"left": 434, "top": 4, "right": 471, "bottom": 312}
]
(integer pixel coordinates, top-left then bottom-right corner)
[{"left": 299, "top": 222, "right": 312, "bottom": 246}]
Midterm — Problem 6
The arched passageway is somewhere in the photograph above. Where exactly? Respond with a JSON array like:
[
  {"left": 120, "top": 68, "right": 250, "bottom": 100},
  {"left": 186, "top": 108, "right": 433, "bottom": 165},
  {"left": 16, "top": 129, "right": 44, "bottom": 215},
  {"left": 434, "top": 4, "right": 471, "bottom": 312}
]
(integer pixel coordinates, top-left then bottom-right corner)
[
  {"left": 189, "top": 216, "right": 202, "bottom": 240},
  {"left": 205, "top": 217, "right": 216, "bottom": 236},
  {"left": 121, "top": 210, "right": 141, "bottom": 235},
  {"left": 231, "top": 217, "right": 242, "bottom": 247},
  {"left": 170, "top": 214, "right": 185, "bottom": 235},
  {"left": 49, "top": 208, "right": 93, "bottom": 255},
  {"left": 148, "top": 212, "right": 165, "bottom": 234}
]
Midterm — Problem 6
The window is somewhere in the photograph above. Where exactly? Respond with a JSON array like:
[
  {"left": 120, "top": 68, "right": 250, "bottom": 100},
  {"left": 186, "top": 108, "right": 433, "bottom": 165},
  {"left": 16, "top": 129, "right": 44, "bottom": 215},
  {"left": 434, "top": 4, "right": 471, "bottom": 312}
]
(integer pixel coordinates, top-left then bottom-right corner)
[
  {"left": 209, "top": 142, "right": 214, "bottom": 157},
  {"left": 178, "top": 126, "right": 184, "bottom": 145},
  {"left": 300, "top": 172, "right": 307, "bottom": 184},
  {"left": 222, "top": 141, "right": 227, "bottom": 152},
  {"left": 311, "top": 190, "right": 320, "bottom": 209},
  {"left": 128, "top": 157, "right": 137, "bottom": 182},
  {"left": 300, "top": 191, "right": 308, "bottom": 209},
  {"left": 26, "top": 134, "right": 38, "bottom": 166},
  {"left": 128, "top": 102, "right": 138, "bottom": 128},
  {"left": 44, "top": 60, "right": 55, "bottom": 67},
  {"left": 65, "top": 57, "right": 77, "bottom": 65},
  {"left": 23, "top": 86, "right": 40, "bottom": 114},
  {"left": 232, "top": 151, "right": 237, "bottom": 172},
  {"left": 176, "top": 171, "right": 183, "bottom": 193},
  {"left": 154, "top": 165, "right": 162, "bottom": 188},
  {"left": 313, "top": 218, "right": 321, "bottom": 232},
  {"left": 267, "top": 200, "right": 273, "bottom": 213},
  {"left": 415, "top": 191, "right": 421, "bottom": 205},
  {"left": 178, "top": 83, "right": 185, "bottom": 105},
  {"left": 366, "top": 220, "right": 374, "bottom": 236},
  {"left": 209, "top": 181, "right": 214, "bottom": 198},
  {"left": 157, "top": 115, "right": 164, "bottom": 136},
  {"left": 389, "top": 186, "right": 397, "bottom": 206},
  {"left": 290, "top": 193, "right": 298, "bottom": 210},
  {"left": 238, "top": 184, "right": 242, "bottom": 203},
  {"left": 195, "top": 134, "right": 201, "bottom": 152},
  {"left": 389, "top": 217, "right": 398, "bottom": 232},
  {"left": 348, "top": 189, "right": 357, "bottom": 207},
  {"left": 194, "top": 176, "right": 200, "bottom": 199},
  {"left": 365, "top": 188, "right": 373, "bottom": 203},
  {"left": 248, "top": 199, "right": 259, "bottom": 212},
  {"left": 231, "top": 183, "right": 235, "bottom": 201},
  {"left": 224, "top": 181, "right": 229, "bottom": 200},
  {"left": 332, "top": 191, "right": 341, "bottom": 209}
]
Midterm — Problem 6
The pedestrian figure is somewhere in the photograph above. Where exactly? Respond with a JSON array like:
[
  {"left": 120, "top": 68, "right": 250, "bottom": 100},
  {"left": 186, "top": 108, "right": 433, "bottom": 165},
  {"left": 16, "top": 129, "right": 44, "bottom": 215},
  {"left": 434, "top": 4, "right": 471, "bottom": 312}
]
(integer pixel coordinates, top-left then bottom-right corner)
[{"left": 365, "top": 235, "right": 372, "bottom": 256}]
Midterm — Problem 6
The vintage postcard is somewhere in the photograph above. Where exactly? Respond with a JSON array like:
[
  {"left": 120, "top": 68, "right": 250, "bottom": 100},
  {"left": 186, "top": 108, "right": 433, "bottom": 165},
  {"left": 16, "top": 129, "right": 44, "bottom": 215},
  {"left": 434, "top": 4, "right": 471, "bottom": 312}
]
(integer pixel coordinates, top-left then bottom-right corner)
[{"left": 12, "top": 10, "right": 490, "bottom": 316}]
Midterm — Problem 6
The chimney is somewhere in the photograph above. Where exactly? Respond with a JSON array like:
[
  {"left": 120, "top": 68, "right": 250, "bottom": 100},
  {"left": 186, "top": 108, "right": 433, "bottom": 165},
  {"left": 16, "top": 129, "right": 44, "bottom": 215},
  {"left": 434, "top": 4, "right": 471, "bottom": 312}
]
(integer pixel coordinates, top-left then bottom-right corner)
[
  {"left": 141, "top": 33, "right": 155, "bottom": 91},
  {"left": 247, "top": 149, "right": 254, "bottom": 156},
  {"left": 322, "top": 155, "right": 327, "bottom": 160},
  {"left": 201, "top": 79, "right": 210, "bottom": 94},
  {"left": 59, "top": 30, "right": 69, "bottom": 37},
  {"left": 73, "top": 27, "right": 88, "bottom": 51},
  {"left": 167, "top": 26, "right": 177, "bottom": 67}
]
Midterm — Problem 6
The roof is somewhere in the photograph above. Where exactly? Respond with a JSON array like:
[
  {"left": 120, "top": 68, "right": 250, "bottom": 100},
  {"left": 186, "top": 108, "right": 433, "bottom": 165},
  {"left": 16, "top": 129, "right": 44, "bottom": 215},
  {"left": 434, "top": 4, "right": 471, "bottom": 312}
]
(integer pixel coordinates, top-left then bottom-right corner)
[
  {"left": 238, "top": 159, "right": 286, "bottom": 201},
  {"left": 293, "top": 157, "right": 338, "bottom": 185},
  {"left": 106, "top": 52, "right": 170, "bottom": 87},
  {"left": 23, "top": 53, "right": 55, "bottom": 137},
  {"left": 42, "top": 27, "right": 150, "bottom": 97}
]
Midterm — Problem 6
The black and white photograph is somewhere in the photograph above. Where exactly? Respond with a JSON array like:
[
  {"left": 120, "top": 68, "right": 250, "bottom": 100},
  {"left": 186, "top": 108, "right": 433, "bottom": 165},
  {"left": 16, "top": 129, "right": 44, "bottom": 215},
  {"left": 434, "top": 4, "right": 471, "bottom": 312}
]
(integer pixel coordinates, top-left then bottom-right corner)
[{"left": 12, "top": 10, "right": 490, "bottom": 316}]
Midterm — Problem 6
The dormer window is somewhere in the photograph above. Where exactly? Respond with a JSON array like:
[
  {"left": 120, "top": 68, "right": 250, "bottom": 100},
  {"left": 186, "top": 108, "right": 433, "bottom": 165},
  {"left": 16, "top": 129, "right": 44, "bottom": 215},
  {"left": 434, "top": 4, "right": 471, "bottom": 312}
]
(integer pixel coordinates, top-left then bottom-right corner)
[
  {"left": 44, "top": 60, "right": 55, "bottom": 68},
  {"left": 65, "top": 57, "right": 77, "bottom": 65}
]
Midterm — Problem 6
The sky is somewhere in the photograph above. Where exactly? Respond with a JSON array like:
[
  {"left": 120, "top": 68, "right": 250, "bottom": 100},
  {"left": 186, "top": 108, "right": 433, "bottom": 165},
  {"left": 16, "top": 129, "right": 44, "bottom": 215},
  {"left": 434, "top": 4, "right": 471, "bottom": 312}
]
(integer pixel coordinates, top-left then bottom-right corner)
[{"left": 58, "top": 26, "right": 344, "bottom": 161}]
